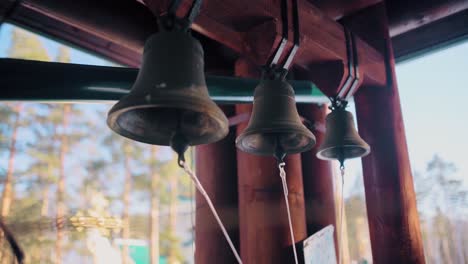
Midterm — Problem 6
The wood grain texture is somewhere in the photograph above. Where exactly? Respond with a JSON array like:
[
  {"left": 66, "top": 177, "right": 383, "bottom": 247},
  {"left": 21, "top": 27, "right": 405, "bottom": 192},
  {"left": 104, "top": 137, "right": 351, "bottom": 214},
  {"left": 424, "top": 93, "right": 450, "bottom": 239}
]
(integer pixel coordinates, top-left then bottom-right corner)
[
  {"left": 344, "top": 3, "right": 426, "bottom": 263},
  {"left": 195, "top": 105, "right": 240, "bottom": 264}
]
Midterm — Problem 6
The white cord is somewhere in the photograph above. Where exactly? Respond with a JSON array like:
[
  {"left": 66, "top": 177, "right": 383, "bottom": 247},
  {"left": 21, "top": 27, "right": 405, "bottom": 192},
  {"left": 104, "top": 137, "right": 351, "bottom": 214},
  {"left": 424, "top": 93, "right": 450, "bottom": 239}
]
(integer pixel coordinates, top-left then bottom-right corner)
[
  {"left": 180, "top": 160, "right": 243, "bottom": 264},
  {"left": 278, "top": 162, "right": 299, "bottom": 264},
  {"left": 339, "top": 166, "right": 345, "bottom": 264}
]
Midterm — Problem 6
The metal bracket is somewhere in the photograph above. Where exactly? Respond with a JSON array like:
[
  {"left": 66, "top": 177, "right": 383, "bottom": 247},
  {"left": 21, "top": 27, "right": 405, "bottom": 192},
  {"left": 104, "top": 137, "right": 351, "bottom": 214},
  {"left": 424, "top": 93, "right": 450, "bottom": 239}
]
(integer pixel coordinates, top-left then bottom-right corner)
[
  {"left": 283, "top": 0, "right": 300, "bottom": 70},
  {"left": 265, "top": 0, "right": 301, "bottom": 80},
  {"left": 336, "top": 26, "right": 360, "bottom": 100}
]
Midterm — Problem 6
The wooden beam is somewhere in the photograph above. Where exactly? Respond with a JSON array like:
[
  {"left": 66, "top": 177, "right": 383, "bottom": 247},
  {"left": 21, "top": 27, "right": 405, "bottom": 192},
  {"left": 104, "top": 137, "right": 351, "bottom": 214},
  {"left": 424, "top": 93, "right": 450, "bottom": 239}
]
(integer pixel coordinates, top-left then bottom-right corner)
[
  {"left": 343, "top": 3, "right": 425, "bottom": 263},
  {"left": 235, "top": 58, "right": 307, "bottom": 263},
  {"left": 5, "top": 0, "right": 157, "bottom": 67},
  {"left": 144, "top": 0, "right": 386, "bottom": 96},
  {"left": 308, "top": 0, "right": 381, "bottom": 20},
  {"left": 195, "top": 105, "right": 240, "bottom": 264},
  {"left": 387, "top": 0, "right": 468, "bottom": 37},
  {"left": 392, "top": 9, "right": 468, "bottom": 61},
  {"left": 298, "top": 103, "right": 338, "bottom": 262}
]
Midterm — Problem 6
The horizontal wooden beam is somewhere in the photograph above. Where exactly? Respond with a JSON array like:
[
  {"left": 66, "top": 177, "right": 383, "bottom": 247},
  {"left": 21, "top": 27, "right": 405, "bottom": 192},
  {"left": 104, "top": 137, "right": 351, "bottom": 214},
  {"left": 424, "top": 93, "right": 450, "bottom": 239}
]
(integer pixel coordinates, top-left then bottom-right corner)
[
  {"left": 3, "top": 0, "right": 387, "bottom": 96},
  {"left": 144, "top": 0, "right": 387, "bottom": 96},
  {"left": 387, "top": 0, "right": 468, "bottom": 37},
  {"left": 4, "top": 0, "right": 156, "bottom": 67},
  {"left": 392, "top": 9, "right": 468, "bottom": 61}
]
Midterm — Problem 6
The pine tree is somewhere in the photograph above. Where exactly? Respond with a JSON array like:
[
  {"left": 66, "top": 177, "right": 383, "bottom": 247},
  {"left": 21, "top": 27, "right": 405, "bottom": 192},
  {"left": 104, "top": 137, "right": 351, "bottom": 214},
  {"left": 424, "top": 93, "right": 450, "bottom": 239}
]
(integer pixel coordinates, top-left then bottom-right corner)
[
  {"left": 103, "top": 133, "right": 144, "bottom": 264},
  {"left": 0, "top": 27, "right": 51, "bottom": 264}
]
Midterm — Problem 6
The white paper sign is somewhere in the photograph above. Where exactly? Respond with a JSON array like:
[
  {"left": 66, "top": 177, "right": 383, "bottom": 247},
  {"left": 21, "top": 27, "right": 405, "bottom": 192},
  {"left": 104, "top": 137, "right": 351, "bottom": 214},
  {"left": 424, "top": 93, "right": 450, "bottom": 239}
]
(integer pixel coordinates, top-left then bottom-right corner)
[{"left": 303, "top": 225, "right": 337, "bottom": 264}]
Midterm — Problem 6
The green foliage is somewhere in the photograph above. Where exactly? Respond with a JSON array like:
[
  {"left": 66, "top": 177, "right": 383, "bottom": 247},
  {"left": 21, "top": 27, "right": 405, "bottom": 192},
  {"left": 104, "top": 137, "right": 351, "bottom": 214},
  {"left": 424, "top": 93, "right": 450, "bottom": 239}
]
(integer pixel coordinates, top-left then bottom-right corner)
[{"left": 7, "top": 28, "right": 50, "bottom": 61}]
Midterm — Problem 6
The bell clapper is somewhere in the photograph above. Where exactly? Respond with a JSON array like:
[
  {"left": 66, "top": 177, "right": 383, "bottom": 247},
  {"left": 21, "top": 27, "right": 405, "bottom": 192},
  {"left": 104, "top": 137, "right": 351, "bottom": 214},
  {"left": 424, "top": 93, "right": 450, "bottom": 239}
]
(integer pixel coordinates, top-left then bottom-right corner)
[{"left": 170, "top": 130, "right": 189, "bottom": 168}]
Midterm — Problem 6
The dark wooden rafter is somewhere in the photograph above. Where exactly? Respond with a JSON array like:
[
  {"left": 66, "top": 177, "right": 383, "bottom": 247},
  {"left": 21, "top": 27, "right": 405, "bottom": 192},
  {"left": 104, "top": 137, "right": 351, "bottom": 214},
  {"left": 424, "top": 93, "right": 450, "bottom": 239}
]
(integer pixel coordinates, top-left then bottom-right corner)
[
  {"left": 2, "top": 0, "right": 467, "bottom": 96},
  {"left": 143, "top": 0, "right": 386, "bottom": 96},
  {"left": 386, "top": 0, "right": 468, "bottom": 37},
  {"left": 392, "top": 9, "right": 468, "bottom": 61},
  {"left": 2, "top": 0, "right": 157, "bottom": 67}
]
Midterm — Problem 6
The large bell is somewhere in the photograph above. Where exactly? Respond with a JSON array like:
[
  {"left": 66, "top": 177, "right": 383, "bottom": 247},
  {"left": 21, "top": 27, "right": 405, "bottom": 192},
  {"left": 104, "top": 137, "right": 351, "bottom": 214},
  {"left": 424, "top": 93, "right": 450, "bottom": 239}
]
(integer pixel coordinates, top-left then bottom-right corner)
[
  {"left": 317, "top": 109, "right": 370, "bottom": 161},
  {"left": 107, "top": 30, "right": 228, "bottom": 146},
  {"left": 236, "top": 79, "right": 316, "bottom": 157}
]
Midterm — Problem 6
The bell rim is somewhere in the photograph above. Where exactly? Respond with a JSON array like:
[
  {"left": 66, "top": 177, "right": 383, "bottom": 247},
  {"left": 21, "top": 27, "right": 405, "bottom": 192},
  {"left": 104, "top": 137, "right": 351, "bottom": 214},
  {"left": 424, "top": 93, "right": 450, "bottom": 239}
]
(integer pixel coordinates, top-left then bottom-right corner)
[
  {"left": 107, "top": 99, "right": 229, "bottom": 146},
  {"left": 316, "top": 144, "right": 371, "bottom": 161},
  {"left": 235, "top": 126, "right": 316, "bottom": 156}
]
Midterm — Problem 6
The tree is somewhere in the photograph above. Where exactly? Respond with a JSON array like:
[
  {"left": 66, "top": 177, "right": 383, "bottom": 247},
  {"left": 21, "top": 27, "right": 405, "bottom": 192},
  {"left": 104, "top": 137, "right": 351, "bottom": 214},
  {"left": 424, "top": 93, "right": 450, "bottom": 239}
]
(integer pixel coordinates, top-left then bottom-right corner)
[
  {"left": 103, "top": 132, "right": 145, "bottom": 264},
  {"left": 1, "top": 27, "right": 50, "bottom": 219},
  {"left": 55, "top": 104, "right": 71, "bottom": 264},
  {"left": 413, "top": 155, "right": 468, "bottom": 264},
  {"left": 0, "top": 27, "right": 51, "bottom": 264},
  {"left": 0, "top": 104, "right": 22, "bottom": 218}
]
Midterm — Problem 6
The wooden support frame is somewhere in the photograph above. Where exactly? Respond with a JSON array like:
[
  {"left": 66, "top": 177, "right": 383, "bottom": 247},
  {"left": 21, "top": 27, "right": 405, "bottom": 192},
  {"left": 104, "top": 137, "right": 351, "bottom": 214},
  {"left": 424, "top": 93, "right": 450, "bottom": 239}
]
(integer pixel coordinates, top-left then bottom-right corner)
[
  {"left": 343, "top": 3, "right": 425, "bottom": 263},
  {"left": 195, "top": 105, "right": 240, "bottom": 263},
  {"left": 144, "top": 0, "right": 386, "bottom": 96},
  {"left": 0, "top": 0, "right": 386, "bottom": 96}
]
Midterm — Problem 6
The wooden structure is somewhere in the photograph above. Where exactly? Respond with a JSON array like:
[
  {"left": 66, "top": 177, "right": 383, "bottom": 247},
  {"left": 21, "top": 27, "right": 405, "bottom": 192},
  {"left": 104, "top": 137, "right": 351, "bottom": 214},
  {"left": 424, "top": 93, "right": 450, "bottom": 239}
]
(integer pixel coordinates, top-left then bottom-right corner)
[{"left": 2, "top": 0, "right": 468, "bottom": 263}]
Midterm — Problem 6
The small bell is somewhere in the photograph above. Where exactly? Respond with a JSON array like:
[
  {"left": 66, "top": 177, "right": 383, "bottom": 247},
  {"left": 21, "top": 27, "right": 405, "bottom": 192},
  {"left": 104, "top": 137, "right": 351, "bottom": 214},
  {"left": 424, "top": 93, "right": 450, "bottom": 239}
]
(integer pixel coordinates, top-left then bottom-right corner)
[
  {"left": 236, "top": 79, "right": 316, "bottom": 157},
  {"left": 316, "top": 108, "right": 370, "bottom": 162},
  {"left": 107, "top": 30, "right": 228, "bottom": 147}
]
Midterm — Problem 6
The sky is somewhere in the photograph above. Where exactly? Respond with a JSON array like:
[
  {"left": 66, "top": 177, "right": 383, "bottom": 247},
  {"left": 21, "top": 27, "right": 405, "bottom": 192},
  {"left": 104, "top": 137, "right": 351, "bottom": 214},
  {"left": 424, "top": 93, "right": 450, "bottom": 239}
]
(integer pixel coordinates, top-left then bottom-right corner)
[{"left": 0, "top": 22, "right": 467, "bottom": 199}]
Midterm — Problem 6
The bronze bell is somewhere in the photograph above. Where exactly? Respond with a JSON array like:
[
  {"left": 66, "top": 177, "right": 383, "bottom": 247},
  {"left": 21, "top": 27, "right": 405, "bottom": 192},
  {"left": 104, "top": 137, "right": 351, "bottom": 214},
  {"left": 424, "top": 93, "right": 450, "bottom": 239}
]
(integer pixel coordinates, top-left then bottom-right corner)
[
  {"left": 236, "top": 79, "right": 316, "bottom": 157},
  {"left": 107, "top": 30, "right": 228, "bottom": 147},
  {"left": 317, "top": 109, "right": 370, "bottom": 162}
]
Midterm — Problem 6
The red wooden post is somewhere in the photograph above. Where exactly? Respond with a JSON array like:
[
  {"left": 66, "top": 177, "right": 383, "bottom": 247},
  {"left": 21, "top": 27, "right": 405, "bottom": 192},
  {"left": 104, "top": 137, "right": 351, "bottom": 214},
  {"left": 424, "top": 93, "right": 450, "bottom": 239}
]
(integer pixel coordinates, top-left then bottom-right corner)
[
  {"left": 195, "top": 105, "right": 239, "bottom": 264},
  {"left": 345, "top": 3, "right": 425, "bottom": 263},
  {"left": 298, "top": 104, "right": 338, "bottom": 260},
  {"left": 235, "top": 58, "right": 307, "bottom": 264}
]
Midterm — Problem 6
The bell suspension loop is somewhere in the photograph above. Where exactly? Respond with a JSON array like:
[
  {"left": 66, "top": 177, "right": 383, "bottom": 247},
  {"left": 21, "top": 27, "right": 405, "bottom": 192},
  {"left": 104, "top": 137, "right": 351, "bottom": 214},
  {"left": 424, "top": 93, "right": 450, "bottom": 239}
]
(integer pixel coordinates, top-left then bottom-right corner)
[{"left": 160, "top": 0, "right": 203, "bottom": 32}]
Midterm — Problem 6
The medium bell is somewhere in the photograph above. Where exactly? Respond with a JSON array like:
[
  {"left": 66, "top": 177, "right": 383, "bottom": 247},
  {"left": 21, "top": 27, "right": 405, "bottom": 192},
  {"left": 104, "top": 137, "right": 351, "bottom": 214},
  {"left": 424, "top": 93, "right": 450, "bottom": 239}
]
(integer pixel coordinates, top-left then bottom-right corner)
[
  {"left": 317, "top": 109, "right": 370, "bottom": 162},
  {"left": 236, "top": 79, "right": 316, "bottom": 157},
  {"left": 107, "top": 30, "right": 228, "bottom": 146}
]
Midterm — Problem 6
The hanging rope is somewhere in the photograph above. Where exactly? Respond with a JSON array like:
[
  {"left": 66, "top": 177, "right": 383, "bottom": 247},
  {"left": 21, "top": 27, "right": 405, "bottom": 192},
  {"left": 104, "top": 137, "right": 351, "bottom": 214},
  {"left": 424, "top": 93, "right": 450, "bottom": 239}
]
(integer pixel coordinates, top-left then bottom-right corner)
[
  {"left": 338, "top": 165, "right": 345, "bottom": 264},
  {"left": 278, "top": 162, "right": 299, "bottom": 264},
  {"left": 179, "top": 160, "right": 243, "bottom": 264}
]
